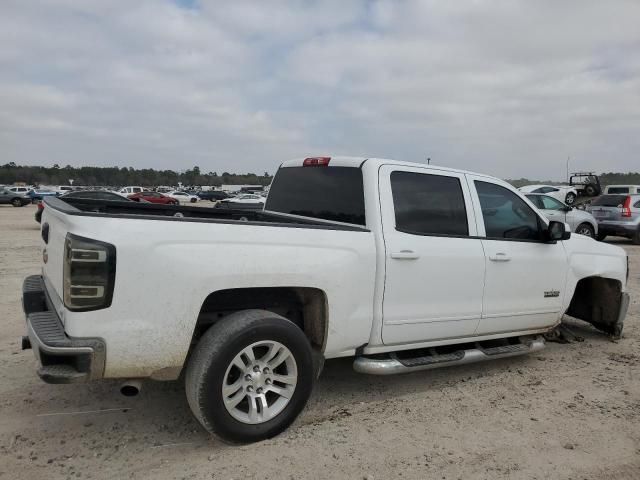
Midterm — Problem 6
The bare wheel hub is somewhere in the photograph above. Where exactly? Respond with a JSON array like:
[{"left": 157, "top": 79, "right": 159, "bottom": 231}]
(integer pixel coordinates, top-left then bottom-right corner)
[{"left": 222, "top": 340, "right": 298, "bottom": 424}]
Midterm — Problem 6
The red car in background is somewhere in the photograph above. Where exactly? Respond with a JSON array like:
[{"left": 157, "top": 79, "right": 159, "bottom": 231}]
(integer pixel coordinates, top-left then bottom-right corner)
[{"left": 128, "top": 191, "right": 179, "bottom": 205}]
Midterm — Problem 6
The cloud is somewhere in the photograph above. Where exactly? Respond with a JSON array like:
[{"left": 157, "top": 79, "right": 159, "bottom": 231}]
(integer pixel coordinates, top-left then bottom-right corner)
[{"left": 0, "top": 0, "right": 639, "bottom": 178}]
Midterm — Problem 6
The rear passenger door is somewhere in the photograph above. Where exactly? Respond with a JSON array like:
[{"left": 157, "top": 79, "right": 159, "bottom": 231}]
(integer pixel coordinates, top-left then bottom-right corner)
[
  {"left": 468, "top": 177, "right": 568, "bottom": 335},
  {"left": 380, "top": 166, "right": 485, "bottom": 345}
]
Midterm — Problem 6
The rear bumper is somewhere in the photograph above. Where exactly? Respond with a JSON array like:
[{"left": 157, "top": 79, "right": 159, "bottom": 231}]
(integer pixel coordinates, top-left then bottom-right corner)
[
  {"left": 597, "top": 221, "right": 639, "bottom": 237},
  {"left": 22, "top": 275, "right": 105, "bottom": 384}
]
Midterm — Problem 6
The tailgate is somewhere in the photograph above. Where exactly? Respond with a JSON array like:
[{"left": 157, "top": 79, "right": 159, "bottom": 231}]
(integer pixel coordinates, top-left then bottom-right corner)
[
  {"left": 590, "top": 206, "right": 622, "bottom": 220},
  {"left": 40, "top": 200, "right": 73, "bottom": 315}
]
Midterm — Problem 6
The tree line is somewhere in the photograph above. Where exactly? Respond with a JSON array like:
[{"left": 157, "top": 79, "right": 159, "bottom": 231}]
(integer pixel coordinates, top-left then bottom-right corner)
[
  {"left": 2, "top": 162, "right": 639, "bottom": 189},
  {"left": 0, "top": 163, "right": 272, "bottom": 187}
]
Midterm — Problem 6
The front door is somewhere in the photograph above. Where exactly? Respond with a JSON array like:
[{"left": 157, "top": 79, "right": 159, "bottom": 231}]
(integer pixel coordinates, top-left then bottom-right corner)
[
  {"left": 380, "top": 165, "right": 485, "bottom": 345},
  {"left": 468, "top": 178, "right": 569, "bottom": 335}
]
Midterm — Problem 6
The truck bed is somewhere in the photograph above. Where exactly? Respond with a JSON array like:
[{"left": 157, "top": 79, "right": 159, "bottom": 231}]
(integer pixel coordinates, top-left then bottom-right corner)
[{"left": 44, "top": 196, "right": 368, "bottom": 231}]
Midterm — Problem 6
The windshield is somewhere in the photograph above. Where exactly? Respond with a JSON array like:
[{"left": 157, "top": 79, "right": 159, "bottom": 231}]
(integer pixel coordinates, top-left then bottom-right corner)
[{"left": 266, "top": 166, "right": 366, "bottom": 225}]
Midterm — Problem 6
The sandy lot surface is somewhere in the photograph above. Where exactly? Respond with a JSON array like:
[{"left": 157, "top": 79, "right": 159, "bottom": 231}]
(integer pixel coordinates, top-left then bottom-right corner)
[{"left": 1, "top": 204, "right": 639, "bottom": 480}]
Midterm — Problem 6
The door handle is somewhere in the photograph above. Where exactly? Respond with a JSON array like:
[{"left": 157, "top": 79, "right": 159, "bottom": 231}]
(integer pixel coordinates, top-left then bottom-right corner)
[
  {"left": 390, "top": 250, "right": 420, "bottom": 260},
  {"left": 489, "top": 252, "right": 511, "bottom": 261}
]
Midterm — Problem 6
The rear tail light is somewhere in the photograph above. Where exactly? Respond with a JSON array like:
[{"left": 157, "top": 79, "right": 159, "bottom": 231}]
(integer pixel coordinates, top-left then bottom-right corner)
[
  {"left": 37, "top": 201, "right": 44, "bottom": 211},
  {"left": 63, "top": 234, "right": 116, "bottom": 311},
  {"left": 621, "top": 196, "right": 632, "bottom": 217},
  {"left": 303, "top": 157, "right": 331, "bottom": 167}
]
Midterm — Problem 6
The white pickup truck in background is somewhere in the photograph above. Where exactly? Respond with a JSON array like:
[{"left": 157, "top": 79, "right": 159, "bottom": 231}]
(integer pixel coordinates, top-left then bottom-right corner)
[{"left": 23, "top": 156, "right": 629, "bottom": 442}]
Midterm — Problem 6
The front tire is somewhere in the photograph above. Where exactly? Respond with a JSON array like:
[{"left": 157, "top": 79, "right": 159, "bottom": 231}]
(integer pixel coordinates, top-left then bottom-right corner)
[
  {"left": 11, "top": 198, "right": 24, "bottom": 207},
  {"left": 185, "top": 310, "right": 314, "bottom": 443},
  {"left": 596, "top": 232, "right": 607, "bottom": 241},
  {"left": 576, "top": 223, "right": 595, "bottom": 238}
]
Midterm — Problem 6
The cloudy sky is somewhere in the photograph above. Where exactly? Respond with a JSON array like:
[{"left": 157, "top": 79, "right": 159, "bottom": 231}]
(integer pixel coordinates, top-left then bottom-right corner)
[{"left": 1, "top": 0, "right": 639, "bottom": 178}]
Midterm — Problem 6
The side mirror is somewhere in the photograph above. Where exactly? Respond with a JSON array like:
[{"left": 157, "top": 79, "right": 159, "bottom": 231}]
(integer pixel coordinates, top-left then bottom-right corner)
[
  {"left": 547, "top": 221, "right": 571, "bottom": 242},
  {"left": 563, "top": 205, "right": 573, "bottom": 212}
]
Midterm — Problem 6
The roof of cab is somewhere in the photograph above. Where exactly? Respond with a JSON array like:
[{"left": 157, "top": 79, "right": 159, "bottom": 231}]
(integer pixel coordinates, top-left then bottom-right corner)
[{"left": 279, "top": 156, "right": 494, "bottom": 179}]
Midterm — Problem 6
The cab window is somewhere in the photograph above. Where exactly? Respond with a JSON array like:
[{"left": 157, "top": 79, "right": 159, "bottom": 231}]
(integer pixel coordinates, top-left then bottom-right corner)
[
  {"left": 390, "top": 171, "right": 469, "bottom": 236},
  {"left": 475, "top": 181, "right": 542, "bottom": 241}
]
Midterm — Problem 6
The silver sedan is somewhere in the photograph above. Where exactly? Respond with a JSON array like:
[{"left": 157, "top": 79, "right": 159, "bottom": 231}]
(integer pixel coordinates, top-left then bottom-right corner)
[{"left": 525, "top": 193, "right": 598, "bottom": 238}]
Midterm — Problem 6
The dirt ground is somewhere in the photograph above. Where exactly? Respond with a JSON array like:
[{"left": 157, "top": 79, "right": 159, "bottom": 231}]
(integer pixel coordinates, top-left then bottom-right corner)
[{"left": 1, "top": 204, "right": 639, "bottom": 480}]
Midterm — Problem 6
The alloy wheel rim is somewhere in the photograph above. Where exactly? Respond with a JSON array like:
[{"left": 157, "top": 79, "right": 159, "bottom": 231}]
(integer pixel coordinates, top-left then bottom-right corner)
[
  {"left": 578, "top": 227, "right": 593, "bottom": 236},
  {"left": 222, "top": 341, "right": 297, "bottom": 425}
]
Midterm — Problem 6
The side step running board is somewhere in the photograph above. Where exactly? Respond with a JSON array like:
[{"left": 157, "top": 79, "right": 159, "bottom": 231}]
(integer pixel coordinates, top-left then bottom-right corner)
[{"left": 353, "top": 335, "right": 545, "bottom": 375}]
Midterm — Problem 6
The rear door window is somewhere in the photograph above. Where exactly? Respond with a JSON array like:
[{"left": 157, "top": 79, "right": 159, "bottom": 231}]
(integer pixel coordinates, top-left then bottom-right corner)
[
  {"left": 592, "top": 195, "right": 627, "bottom": 207},
  {"left": 540, "top": 195, "right": 565, "bottom": 210},
  {"left": 607, "top": 187, "right": 629, "bottom": 194},
  {"left": 266, "top": 166, "right": 365, "bottom": 225},
  {"left": 390, "top": 171, "right": 468, "bottom": 236},
  {"left": 475, "top": 181, "right": 542, "bottom": 240}
]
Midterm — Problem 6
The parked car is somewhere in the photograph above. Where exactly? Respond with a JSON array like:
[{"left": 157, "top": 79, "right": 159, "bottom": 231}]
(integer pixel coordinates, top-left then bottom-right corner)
[
  {"left": 35, "top": 190, "right": 132, "bottom": 223},
  {"left": 603, "top": 185, "right": 640, "bottom": 195},
  {"left": 116, "top": 186, "right": 148, "bottom": 197},
  {"left": 23, "top": 156, "right": 630, "bottom": 443},
  {"left": 0, "top": 187, "right": 31, "bottom": 207},
  {"left": 197, "top": 190, "right": 230, "bottom": 202},
  {"left": 586, "top": 194, "right": 640, "bottom": 243},
  {"left": 569, "top": 172, "right": 602, "bottom": 197},
  {"left": 128, "top": 191, "right": 179, "bottom": 205},
  {"left": 220, "top": 193, "right": 265, "bottom": 205},
  {"left": 166, "top": 191, "right": 199, "bottom": 203},
  {"left": 6, "top": 186, "right": 31, "bottom": 195},
  {"left": 525, "top": 193, "right": 598, "bottom": 238},
  {"left": 47, "top": 185, "right": 75, "bottom": 195},
  {"left": 518, "top": 184, "right": 579, "bottom": 205},
  {"left": 28, "top": 189, "right": 58, "bottom": 202}
]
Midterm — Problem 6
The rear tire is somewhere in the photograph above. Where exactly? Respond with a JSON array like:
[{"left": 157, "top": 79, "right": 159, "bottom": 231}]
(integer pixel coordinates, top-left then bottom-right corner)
[
  {"left": 185, "top": 309, "right": 314, "bottom": 443},
  {"left": 565, "top": 192, "right": 576, "bottom": 205},
  {"left": 576, "top": 223, "right": 595, "bottom": 238},
  {"left": 11, "top": 198, "right": 24, "bottom": 207},
  {"left": 596, "top": 232, "right": 607, "bottom": 241},
  {"left": 633, "top": 229, "right": 640, "bottom": 245}
]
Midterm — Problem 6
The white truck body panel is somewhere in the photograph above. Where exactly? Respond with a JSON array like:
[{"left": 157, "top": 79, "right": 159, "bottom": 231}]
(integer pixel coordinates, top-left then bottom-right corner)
[{"left": 37, "top": 157, "right": 629, "bottom": 380}]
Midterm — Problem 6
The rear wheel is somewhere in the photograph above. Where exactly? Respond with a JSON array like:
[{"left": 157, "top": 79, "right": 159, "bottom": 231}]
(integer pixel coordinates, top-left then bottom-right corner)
[
  {"left": 11, "top": 198, "right": 24, "bottom": 207},
  {"left": 576, "top": 223, "right": 595, "bottom": 238},
  {"left": 596, "top": 232, "right": 607, "bottom": 241},
  {"left": 185, "top": 310, "right": 314, "bottom": 443},
  {"left": 565, "top": 192, "right": 576, "bottom": 205}
]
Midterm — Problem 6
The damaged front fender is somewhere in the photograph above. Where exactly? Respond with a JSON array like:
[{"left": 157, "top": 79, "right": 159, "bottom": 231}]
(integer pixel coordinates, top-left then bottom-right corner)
[{"left": 565, "top": 277, "right": 630, "bottom": 338}]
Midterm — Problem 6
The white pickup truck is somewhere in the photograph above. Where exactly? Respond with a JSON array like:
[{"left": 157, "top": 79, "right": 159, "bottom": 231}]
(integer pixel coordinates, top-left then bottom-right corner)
[{"left": 22, "top": 156, "right": 630, "bottom": 442}]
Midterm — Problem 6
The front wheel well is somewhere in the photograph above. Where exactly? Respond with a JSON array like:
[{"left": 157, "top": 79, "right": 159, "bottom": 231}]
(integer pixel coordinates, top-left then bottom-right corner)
[
  {"left": 192, "top": 287, "right": 328, "bottom": 352},
  {"left": 566, "top": 276, "right": 624, "bottom": 337}
]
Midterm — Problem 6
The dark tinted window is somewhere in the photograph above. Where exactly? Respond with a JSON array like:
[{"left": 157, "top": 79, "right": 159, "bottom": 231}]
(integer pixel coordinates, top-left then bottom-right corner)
[
  {"left": 606, "top": 187, "right": 629, "bottom": 194},
  {"left": 390, "top": 172, "right": 468, "bottom": 236},
  {"left": 266, "top": 166, "right": 365, "bottom": 225},
  {"left": 591, "top": 194, "right": 627, "bottom": 207},
  {"left": 476, "top": 181, "right": 541, "bottom": 240}
]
